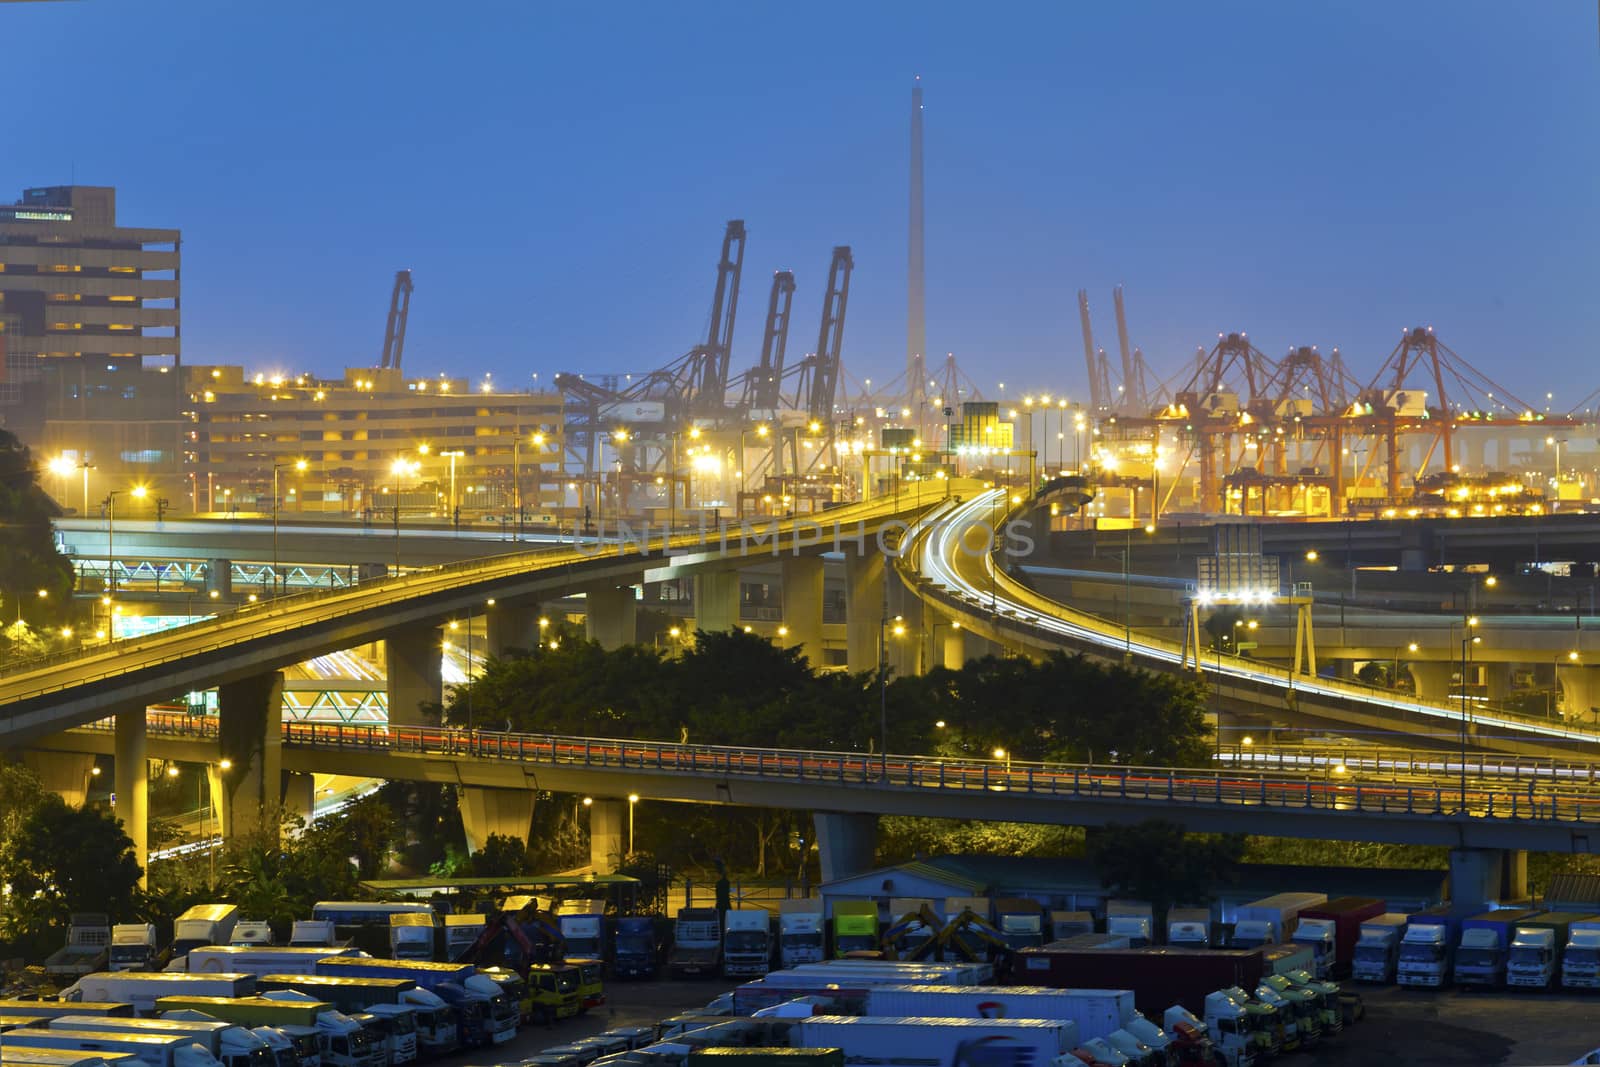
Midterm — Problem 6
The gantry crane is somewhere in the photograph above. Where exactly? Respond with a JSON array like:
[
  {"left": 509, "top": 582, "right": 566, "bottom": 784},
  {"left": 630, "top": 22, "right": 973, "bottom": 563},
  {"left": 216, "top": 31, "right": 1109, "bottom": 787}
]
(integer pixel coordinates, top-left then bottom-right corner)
[{"left": 379, "top": 270, "right": 413, "bottom": 371}]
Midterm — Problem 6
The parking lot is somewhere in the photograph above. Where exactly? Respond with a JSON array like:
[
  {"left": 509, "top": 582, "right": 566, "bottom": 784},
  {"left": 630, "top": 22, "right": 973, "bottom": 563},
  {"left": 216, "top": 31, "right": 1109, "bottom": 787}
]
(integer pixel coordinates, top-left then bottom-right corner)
[{"left": 444, "top": 978, "right": 1600, "bottom": 1067}]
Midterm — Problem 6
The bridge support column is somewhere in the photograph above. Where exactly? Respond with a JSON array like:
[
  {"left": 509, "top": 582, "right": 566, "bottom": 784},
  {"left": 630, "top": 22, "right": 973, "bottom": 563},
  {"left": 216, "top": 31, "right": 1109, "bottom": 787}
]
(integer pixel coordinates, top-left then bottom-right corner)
[
  {"left": 695, "top": 570, "right": 741, "bottom": 634},
  {"left": 1558, "top": 664, "right": 1600, "bottom": 721},
  {"left": 217, "top": 671, "right": 285, "bottom": 839},
  {"left": 963, "top": 628, "right": 999, "bottom": 663},
  {"left": 459, "top": 787, "right": 535, "bottom": 854},
  {"left": 486, "top": 598, "right": 542, "bottom": 657},
  {"left": 1450, "top": 847, "right": 1528, "bottom": 911},
  {"left": 386, "top": 627, "right": 443, "bottom": 726},
  {"left": 887, "top": 584, "right": 923, "bottom": 678},
  {"left": 588, "top": 798, "right": 627, "bottom": 873},
  {"left": 929, "top": 612, "right": 965, "bottom": 670},
  {"left": 1482, "top": 662, "right": 1511, "bottom": 701},
  {"left": 780, "top": 557, "right": 825, "bottom": 667},
  {"left": 585, "top": 585, "right": 638, "bottom": 649},
  {"left": 845, "top": 552, "right": 884, "bottom": 673},
  {"left": 113, "top": 710, "right": 148, "bottom": 887},
  {"left": 21, "top": 751, "right": 96, "bottom": 809},
  {"left": 1406, "top": 661, "right": 1452, "bottom": 702},
  {"left": 282, "top": 772, "right": 316, "bottom": 824},
  {"left": 205, "top": 559, "right": 233, "bottom": 598},
  {"left": 813, "top": 812, "right": 877, "bottom": 883}
]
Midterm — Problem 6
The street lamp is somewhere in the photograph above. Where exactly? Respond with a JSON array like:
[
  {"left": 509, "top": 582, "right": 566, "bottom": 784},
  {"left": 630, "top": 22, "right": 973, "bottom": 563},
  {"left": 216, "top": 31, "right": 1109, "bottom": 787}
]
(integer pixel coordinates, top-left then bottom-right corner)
[
  {"left": 272, "top": 460, "right": 307, "bottom": 596},
  {"left": 103, "top": 486, "right": 145, "bottom": 598},
  {"left": 439, "top": 451, "right": 464, "bottom": 523},
  {"left": 627, "top": 793, "right": 639, "bottom": 855},
  {"left": 1458, "top": 615, "right": 1481, "bottom": 812},
  {"left": 390, "top": 456, "right": 419, "bottom": 570}
]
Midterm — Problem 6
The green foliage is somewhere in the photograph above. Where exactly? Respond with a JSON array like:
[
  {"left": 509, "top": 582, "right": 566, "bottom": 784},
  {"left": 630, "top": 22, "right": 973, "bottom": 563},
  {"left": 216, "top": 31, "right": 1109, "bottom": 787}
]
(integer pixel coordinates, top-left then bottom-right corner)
[
  {"left": 0, "top": 429, "right": 76, "bottom": 658},
  {"left": 879, "top": 816, "right": 1086, "bottom": 863},
  {"left": 1356, "top": 662, "right": 1394, "bottom": 688},
  {"left": 1, "top": 796, "right": 143, "bottom": 941},
  {"left": 0, "top": 759, "right": 47, "bottom": 850},
  {"left": 1088, "top": 820, "right": 1244, "bottom": 924},
  {"left": 472, "top": 834, "right": 533, "bottom": 877},
  {"left": 1240, "top": 836, "right": 1449, "bottom": 871}
]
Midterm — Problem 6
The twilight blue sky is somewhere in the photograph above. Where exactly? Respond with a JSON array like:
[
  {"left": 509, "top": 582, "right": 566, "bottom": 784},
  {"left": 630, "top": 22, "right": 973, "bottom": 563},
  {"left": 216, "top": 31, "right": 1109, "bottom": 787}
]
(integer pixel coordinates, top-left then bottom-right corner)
[{"left": 6, "top": 1, "right": 1598, "bottom": 406}]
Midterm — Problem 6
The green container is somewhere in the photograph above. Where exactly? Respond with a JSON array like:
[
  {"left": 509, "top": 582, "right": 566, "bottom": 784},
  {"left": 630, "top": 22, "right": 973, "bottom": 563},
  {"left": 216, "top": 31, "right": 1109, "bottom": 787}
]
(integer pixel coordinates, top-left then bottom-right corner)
[{"left": 689, "top": 1050, "right": 844, "bottom": 1067}]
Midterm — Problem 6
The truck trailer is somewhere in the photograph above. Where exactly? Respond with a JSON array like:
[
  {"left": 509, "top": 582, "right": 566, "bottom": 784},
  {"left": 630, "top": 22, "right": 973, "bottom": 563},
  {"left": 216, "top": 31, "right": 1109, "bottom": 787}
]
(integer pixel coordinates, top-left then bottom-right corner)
[
  {"left": 171, "top": 909, "right": 240, "bottom": 960},
  {"left": 789, "top": 1016, "right": 1078, "bottom": 1067},
  {"left": 862, "top": 984, "right": 1132, "bottom": 1041},
  {"left": 1349, "top": 914, "right": 1408, "bottom": 984},
  {"left": 1014, "top": 946, "right": 1265, "bottom": 1019},
  {"left": 1454, "top": 909, "right": 1542, "bottom": 988},
  {"left": 184, "top": 948, "right": 352, "bottom": 976},
  {"left": 1, "top": 1031, "right": 222, "bottom": 1067},
  {"left": 1230, "top": 894, "right": 1326, "bottom": 951},
  {"left": 60, "top": 975, "right": 256, "bottom": 1015},
  {"left": 1291, "top": 898, "right": 1384, "bottom": 979}
]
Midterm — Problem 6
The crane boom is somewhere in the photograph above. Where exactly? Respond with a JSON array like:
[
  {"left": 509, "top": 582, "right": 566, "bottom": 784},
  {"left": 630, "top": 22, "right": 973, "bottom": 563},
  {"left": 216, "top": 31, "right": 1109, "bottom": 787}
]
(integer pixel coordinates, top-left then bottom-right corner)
[
  {"left": 693, "top": 220, "right": 747, "bottom": 409},
  {"left": 1077, "top": 289, "right": 1102, "bottom": 412},
  {"left": 749, "top": 270, "right": 796, "bottom": 413},
  {"left": 379, "top": 270, "right": 413, "bottom": 371},
  {"left": 1113, "top": 284, "right": 1138, "bottom": 411},
  {"left": 807, "top": 246, "right": 853, "bottom": 421}
]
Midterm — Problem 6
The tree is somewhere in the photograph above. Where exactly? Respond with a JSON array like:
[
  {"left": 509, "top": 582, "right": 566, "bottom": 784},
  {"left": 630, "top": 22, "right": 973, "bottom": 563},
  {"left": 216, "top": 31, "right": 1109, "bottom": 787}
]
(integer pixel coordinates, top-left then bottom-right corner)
[
  {"left": 1087, "top": 819, "right": 1244, "bottom": 925},
  {"left": 472, "top": 834, "right": 532, "bottom": 877},
  {"left": 1, "top": 797, "right": 143, "bottom": 944},
  {"left": 0, "top": 429, "right": 77, "bottom": 657},
  {"left": 0, "top": 759, "right": 47, "bottom": 851}
]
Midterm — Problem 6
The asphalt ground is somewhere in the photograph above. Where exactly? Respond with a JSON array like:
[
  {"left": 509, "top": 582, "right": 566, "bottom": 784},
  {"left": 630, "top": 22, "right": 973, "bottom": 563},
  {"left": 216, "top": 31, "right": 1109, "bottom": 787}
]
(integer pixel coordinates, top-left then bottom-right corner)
[{"left": 446, "top": 979, "right": 1600, "bottom": 1067}]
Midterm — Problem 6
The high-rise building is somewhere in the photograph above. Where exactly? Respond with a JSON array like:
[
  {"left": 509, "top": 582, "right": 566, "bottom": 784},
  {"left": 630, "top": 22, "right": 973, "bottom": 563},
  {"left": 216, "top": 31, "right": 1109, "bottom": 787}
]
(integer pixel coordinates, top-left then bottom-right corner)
[{"left": 0, "top": 186, "right": 183, "bottom": 490}]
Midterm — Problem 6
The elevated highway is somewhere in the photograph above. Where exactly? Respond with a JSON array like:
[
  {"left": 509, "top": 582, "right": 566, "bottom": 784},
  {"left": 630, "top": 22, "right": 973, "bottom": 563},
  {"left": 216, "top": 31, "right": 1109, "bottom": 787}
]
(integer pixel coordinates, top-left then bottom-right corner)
[{"left": 903, "top": 492, "right": 1600, "bottom": 758}]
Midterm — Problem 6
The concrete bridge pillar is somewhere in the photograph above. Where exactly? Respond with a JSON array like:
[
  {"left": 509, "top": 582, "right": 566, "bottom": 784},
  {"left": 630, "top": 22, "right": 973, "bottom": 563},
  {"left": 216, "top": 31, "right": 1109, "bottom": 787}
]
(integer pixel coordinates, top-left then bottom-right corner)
[
  {"left": 1450, "top": 847, "right": 1528, "bottom": 911},
  {"left": 694, "top": 570, "right": 741, "bottom": 634},
  {"left": 205, "top": 559, "right": 232, "bottom": 598},
  {"left": 216, "top": 671, "right": 285, "bottom": 839},
  {"left": 21, "top": 751, "right": 97, "bottom": 809},
  {"left": 1558, "top": 664, "right": 1600, "bottom": 720},
  {"left": 963, "top": 628, "right": 1001, "bottom": 663},
  {"left": 486, "top": 598, "right": 542, "bottom": 657},
  {"left": 113, "top": 710, "right": 148, "bottom": 887},
  {"left": 1406, "top": 661, "right": 1453, "bottom": 702},
  {"left": 282, "top": 772, "right": 316, "bottom": 825},
  {"left": 386, "top": 627, "right": 443, "bottom": 726},
  {"left": 780, "top": 556, "right": 825, "bottom": 668},
  {"left": 845, "top": 552, "right": 885, "bottom": 674},
  {"left": 887, "top": 586, "right": 923, "bottom": 679},
  {"left": 588, "top": 798, "right": 627, "bottom": 873},
  {"left": 585, "top": 585, "right": 638, "bottom": 649},
  {"left": 930, "top": 612, "right": 965, "bottom": 670},
  {"left": 1482, "top": 662, "right": 1512, "bottom": 702},
  {"left": 813, "top": 811, "right": 878, "bottom": 883},
  {"left": 459, "top": 787, "right": 535, "bottom": 854}
]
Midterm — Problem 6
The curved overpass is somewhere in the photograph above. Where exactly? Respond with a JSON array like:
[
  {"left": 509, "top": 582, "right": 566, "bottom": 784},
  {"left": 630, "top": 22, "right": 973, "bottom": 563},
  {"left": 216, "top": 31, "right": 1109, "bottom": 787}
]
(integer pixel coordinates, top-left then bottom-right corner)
[
  {"left": 0, "top": 500, "right": 922, "bottom": 747},
  {"left": 904, "top": 492, "right": 1600, "bottom": 758}
]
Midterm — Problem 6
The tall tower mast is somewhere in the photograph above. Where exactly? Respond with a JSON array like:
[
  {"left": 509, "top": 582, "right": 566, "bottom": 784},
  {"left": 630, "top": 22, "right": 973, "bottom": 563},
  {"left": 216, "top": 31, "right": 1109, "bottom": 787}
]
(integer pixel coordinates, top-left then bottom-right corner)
[{"left": 908, "top": 76, "right": 927, "bottom": 428}]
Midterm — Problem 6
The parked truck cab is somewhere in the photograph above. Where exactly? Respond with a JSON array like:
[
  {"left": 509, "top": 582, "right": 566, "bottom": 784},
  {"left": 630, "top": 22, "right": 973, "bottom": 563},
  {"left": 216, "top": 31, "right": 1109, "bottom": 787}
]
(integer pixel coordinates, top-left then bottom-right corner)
[
  {"left": 108, "top": 927, "right": 159, "bottom": 973},
  {"left": 1350, "top": 914, "right": 1408, "bottom": 984},
  {"left": 1562, "top": 919, "right": 1600, "bottom": 990},
  {"left": 1396, "top": 912, "right": 1456, "bottom": 989},
  {"left": 777, "top": 900, "right": 825, "bottom": 968},
  {"left": 720, "top": 909, "right": 773, "bottom": 979},
  {"left": 829, "top": 902, "right": 879, "bottom": 958},
  {"left": 611, "top": 918, "right": 658, "bottom": 980}
]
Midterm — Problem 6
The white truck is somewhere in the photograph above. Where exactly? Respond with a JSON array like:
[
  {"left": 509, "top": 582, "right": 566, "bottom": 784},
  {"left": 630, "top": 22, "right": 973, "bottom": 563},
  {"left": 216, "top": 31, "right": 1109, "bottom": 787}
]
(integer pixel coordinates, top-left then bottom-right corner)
[
  {"left": 1049, "top": 911, "right": 1094, "bottom": 941},
  {"left": 386, "top": 914, "right": 436, "bottom": 963},
  {"left": 350, "top": 1007, "right": 417, "bottom": 1065},
  {"left": 45, "top": 914, "right": 113, "bottom": 978},
  {"left": 1396, "top": 915, "right": 1453, "bottom": 989},
  {"left": 1231, "top": 893, "right": 1326, "bottom": 950},
  {"left": 287, "top": 923, "right": 338, "bottom": 949},
  {"left": 256, "top": 993, "right": 382, "bottom": 1067},
  {"left": 2, "top": 1030, "right": 223, "bottom": 1067},
  {"left": 109, "top": 927, "right": 161, "bottom": 973},
  {"left": 1563, "top": 919, "right": 1600, "bottom": 990},
  {"left": 60, "top": 974, "right": 256, "bottom": 1015},
  {"left": 777, "top": 899, "right": 825, "bottom": 967},
  {"left": 721, "top": 909, "right": 773, "bottom": 979},
  {"left": 1104, "top": 901, "right": 1154, "bottom": 947},
  {"left": 1165, "top": 908, "right": 1212, "bottom": 949},
  {"left": 229, "top": 924, "right": 274, "bottom": 948},
  {"left": 1200, "top": 992, "right": 1264, "bottom": 1067},
  {"left": 557, "top": 901, "right": 607, "bottom": 962},
  {"left": 789, "top": 960, "right": 992, "bottom": 983},
  {"left": 172, "top": 908, "right": 240, "bottom": 960},
  {"left": 790, "top": 1015, "right": 1079, "bottom": 1066},
  {"left": 442, "top": 915, "right": 485, "bottom": 962},
  {"left": 862, "top": 984, "right": 1132, "bottom": 1041},
  {"left": 1350, "top": 914, "right": 1409, "bottom": 984},
  {"left": 185, "top": 948, "right": 351, "bottom": 976},
  {"left": 39, "top": 1016, "right": 273, "bottom": 1067}
]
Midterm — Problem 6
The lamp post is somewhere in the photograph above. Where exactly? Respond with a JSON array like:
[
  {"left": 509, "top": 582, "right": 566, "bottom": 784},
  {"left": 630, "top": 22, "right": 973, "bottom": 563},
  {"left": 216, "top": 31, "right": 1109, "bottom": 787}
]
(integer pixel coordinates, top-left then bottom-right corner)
[
  {"left": 104, "top": 486, "right": 145, "bottom": 599},
  {"left": 1458, "top": 614, "right": 1480, "bottom": 812},
  {"left": 390, "top": 456, "right": 418, "bottom": 571},
  {"left": 627, "top": 793, "right": 638, "bottom": 855},
  {"left": 272, "top": 460, "right": 307, "bottom": 596}
]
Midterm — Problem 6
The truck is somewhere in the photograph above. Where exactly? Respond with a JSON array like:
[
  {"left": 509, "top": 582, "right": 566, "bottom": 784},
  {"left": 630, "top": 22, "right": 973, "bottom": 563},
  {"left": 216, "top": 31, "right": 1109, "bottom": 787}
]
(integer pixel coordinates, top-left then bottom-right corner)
[
  {"left": 1506, "top": 912, "right": 1591, "bottom": 990},
  {"left": 1562, "top": 918, "right": 1600, "bottom": 990},
  {"left": 613, "top": 917, "right": 659, "bottom": 979},
  {"left": 1350, "top": 914, "right": 1409, "bottom": 984},
  {"left": 38, "top": 1016, "right": 273, "bottom": 1067},
  {"left": 109, "top": 927, "right": 161, "bottom": 973},
  {"left": 777, "top": 900, "right": 825, "bottom": 968},
  {"left": 1198, "top": 995, "right": 1265, "bottom": 1067},
  {"left": 829, "top": 902, "right": 879, "bottom": 958},
  {"left": 256, "top": 995, "right": 382, "bottom": 1067},
  {"left": 1259, "top": 943, "right": 1315, "bottom": 978},
  {"left": 230, "top": 925, "right": 274, "bottom": 948},
  {"left": 689, "top": 1052, "right": 841, "bottom": 1067},
  {"left": 992, "top": 898, "right": 1046, "bottom": 950},
  {"left": 309, "top": 960, "right": 512, "bottom": 1047},
  {"left": 185, "top": 948, "right": 350, "bottom": 976},
  {"left": 386, "top": 915, "right": 435, "bottom": 963},
  {"left": 172, "top": 909, "right": 240, "bottom": 961},
  {"left": 441, "top": 916, "right": 484, "bottom": 963},
  {"left": 1230, "top": 893, "right": 1326, "bottom": 951},
  {"left": 789, "top": 960, "right": 991, "bottom": 983},
  {"left": 153, "top": 998, "right": 326, "bottom": 1066},
  {"left": 862, "top": 985, "right": 1132, "bottom": 1040},
  {"left": 1396, "top": 908, "right": 1457, "bottom": 989},
  {"left": 721, "top": 910, "right": 773, "bottom": 979},
  {"left": 348, "top": 1008, "right": 416, "bottom": 1066},
  {"left": 1166, "top": 909, "right": 1212, "bottom": 949},
  {"left": 1453, "top": 909, "right": 1542, "bottom": 988},
  {"left": 1015, "top": 946, "right": 1265, "bottom": 1018},
  {"left": 1, "top": 1050, "right": 144, "bottom": 1067},
  {"left": 0, "top": 1003, "right": 135, "bottom": 1020},
  {"left": 1105, "top": 901, "right": 1154, "bottom": 947},
  {"left": 253, "top": 978, "right": 455, "bottom": 1057},
  {"left": 1, "top": 1030, "right": 224, "bottom": 1067},
  {"left": 1291, "top": 898, "right": 1384, "bottom": 979},
  {"left": 45, "top": 915, "right": 113, "bottom": 978},
  {"left": 1050, "top": 912, "right": 1094, "bottom": 941},
  {"left": 60, "top": 975, "right": 257, "bottom": 1015},
  {"left": 790, "top": 1016, "right": 1078, "bottom": 1066},
  {"left": 557, "top": 901, "right": 607, "bottom": 962},
  {"left": 669, "top": 908, "right": 723, "bottom": 978},
  {"left": 287, "top": 924, "right": 338, "bottom": 950}
]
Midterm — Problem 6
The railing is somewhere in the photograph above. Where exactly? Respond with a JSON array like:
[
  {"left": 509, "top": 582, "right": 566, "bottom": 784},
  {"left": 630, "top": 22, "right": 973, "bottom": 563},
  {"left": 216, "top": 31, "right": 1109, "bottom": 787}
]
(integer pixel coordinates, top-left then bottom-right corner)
[
  {"left": 1215, "top": 743, "right": 1600, "bottom": 785},
  {"left": 78, "top": 715, "right": 1600, "bottom": 824},
  {"left": 906, "top": 492, "right": 1600, "bottom": 745},
  {"left": 1, "top": 498, "right": 919, "bottom": 705}
]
